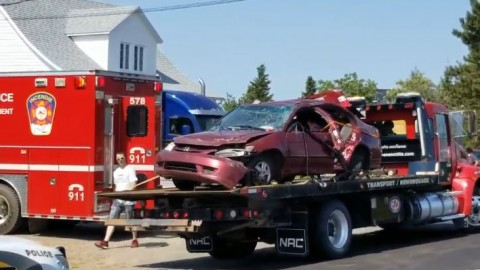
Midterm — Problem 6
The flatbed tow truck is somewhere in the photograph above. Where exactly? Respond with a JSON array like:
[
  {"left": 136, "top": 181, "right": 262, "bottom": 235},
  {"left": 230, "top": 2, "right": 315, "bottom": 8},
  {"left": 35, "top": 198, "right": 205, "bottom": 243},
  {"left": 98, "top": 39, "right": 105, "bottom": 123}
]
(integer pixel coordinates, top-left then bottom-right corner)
[{"left": 100, "top": 92, "right": 480, "bottom": 260}]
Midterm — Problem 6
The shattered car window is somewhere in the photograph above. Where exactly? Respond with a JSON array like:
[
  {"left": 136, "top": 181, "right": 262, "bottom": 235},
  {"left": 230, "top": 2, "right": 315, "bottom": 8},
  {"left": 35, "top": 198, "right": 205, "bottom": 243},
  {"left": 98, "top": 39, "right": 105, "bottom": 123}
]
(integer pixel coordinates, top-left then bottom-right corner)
[{"left": 209, "top": 104, "right": 294, "bottom": 131}]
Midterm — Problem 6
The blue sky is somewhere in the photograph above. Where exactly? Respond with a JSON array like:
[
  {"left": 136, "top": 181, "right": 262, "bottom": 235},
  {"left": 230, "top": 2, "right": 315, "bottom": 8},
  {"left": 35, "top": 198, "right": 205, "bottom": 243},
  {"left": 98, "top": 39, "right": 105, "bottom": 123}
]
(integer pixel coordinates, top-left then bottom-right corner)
[{"left": 99, "top": 0, "right": 471, "bottom": 100}]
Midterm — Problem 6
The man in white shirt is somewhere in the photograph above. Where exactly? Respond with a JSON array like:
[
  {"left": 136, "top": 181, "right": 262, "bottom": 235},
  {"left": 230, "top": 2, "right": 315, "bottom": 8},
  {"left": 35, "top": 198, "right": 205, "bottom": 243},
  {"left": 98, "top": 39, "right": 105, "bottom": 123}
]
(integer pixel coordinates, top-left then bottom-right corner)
[{"left": 95, "top": 152, "right": 139, "bottom": 249}]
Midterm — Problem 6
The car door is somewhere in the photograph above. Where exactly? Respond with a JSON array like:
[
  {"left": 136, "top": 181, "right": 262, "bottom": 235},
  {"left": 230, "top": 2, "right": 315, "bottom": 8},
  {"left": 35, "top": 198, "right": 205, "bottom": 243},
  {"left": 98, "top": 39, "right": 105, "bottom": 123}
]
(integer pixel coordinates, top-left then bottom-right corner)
[
  {"left": 303, "top": 108, "right": 338, "bottom": 175},
  {"left": 284, "top": 121, "right": 307, "bottom": 177}
]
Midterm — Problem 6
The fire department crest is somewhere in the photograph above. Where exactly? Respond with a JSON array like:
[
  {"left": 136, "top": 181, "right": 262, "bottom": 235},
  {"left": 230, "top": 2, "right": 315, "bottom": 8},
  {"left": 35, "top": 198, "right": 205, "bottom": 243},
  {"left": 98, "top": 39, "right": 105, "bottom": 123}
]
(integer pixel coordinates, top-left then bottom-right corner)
[{"left": 26, "top": 92, "right": 56, "bottom": 136}]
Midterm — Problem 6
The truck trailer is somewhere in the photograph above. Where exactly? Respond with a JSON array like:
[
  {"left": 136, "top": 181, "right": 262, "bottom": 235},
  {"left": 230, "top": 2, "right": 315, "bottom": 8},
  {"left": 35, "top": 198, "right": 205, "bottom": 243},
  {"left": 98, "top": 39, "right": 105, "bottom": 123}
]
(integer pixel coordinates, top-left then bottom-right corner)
[
  {"left": 101, "top": 92, "right": 480, "bottom": 260},
  {"left": 161, "top": 90, "right": 225, "bottom": 149}
]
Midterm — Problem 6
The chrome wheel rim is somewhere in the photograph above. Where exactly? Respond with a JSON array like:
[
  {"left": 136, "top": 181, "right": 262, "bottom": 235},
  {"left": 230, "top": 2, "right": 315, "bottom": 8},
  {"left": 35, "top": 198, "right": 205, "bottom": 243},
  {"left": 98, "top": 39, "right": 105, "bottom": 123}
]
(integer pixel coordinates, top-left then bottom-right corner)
[
  {"left": 468, "top": 196, "right": 480, "bottom": 226},
  {"left": 254, "top": 161, "right": 272, "bottom": 183},
  {"left": 327, "top": 209, "right": 349, "bottom": 249}
]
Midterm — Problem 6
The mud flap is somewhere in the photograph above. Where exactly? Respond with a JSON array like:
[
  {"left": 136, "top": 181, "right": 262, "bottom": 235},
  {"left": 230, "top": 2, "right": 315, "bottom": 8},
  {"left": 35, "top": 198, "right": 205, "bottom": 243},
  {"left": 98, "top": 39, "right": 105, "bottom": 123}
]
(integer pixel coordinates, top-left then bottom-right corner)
[
  {"left": 185, "top": 235, "right": 213, "bottom": 253},
  {"left": 275, "top": 211, "right": 309, "bottom": 257},
  {"left": 276, "top": 228, "right": 308, "bottom": 256}
]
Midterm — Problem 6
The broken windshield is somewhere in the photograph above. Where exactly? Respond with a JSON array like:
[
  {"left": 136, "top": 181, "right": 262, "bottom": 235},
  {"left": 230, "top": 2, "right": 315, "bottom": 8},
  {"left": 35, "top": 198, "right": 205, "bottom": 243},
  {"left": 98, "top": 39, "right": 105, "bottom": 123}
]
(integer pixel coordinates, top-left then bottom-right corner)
[{"left": 210, "top": 104, "right": 294, "bottom": 131}]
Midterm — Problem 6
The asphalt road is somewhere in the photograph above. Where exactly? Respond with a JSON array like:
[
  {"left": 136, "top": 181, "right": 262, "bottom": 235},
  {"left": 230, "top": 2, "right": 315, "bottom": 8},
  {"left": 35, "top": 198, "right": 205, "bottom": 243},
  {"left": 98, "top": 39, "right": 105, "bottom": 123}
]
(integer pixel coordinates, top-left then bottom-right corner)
[{"left": 18, "top": 221, "right": 480, "bottom": 270}]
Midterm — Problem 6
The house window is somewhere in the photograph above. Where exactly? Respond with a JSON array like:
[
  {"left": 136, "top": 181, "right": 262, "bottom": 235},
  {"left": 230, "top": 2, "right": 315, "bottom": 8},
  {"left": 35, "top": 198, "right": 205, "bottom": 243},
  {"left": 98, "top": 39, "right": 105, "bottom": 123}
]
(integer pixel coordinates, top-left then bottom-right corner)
[
  {"left": 134, "top": 45, "right": 145, "bottom": 71},
  {"left": 134, "top": 46, "right": 138, "bottom": 71},
  {"left": 120, "top": 42, "right": 130, "bottom": 70},
  {"left": 120, "top": 44, "right": 124, "bottom": 69},
  {"left": 139, "top": 47, "right": 144, "bottom": 71}
]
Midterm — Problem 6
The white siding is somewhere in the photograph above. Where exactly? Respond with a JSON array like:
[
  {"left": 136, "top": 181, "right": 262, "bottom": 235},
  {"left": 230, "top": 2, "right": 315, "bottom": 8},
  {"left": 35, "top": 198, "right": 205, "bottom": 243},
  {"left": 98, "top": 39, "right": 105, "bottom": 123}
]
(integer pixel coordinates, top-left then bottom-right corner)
[
  {"left": 71, "top": 35, "right": 109, "bottom": 69},
  {"left": 0, "top": 7, "right": 52, "bottom": 72},
  {"left": 109, "top": 13, "right": 159, "bottom": 76}
]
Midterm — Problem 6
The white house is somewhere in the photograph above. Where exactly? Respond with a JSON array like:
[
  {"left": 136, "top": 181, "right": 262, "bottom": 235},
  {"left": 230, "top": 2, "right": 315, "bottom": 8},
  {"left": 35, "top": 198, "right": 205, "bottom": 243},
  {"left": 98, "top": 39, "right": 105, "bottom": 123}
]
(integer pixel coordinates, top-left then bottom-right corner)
[{"left": 0, "top": 0, "right": 202, "bottom": 93}]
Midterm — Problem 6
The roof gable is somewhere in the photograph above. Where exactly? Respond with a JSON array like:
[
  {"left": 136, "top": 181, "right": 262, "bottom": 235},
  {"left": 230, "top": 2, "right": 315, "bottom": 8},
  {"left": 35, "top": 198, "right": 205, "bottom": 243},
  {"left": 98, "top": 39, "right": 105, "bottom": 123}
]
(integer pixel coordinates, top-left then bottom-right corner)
[{"left": 65, "top": 6, "right": 136, "bottom": 36}]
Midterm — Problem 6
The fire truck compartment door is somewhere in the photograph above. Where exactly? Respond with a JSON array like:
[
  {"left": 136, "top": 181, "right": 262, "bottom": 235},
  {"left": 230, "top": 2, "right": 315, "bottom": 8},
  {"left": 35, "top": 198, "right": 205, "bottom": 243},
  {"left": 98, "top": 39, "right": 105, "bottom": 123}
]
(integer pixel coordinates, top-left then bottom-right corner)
[{"left": 28, "top": 149, "right": 91, "bottom": 217}]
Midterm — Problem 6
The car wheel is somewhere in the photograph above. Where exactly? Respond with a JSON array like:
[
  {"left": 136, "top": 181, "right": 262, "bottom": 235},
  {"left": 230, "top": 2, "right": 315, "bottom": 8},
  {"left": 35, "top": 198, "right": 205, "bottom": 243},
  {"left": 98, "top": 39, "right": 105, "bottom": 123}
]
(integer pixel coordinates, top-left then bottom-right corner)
[
  {"left": 247, "top": 154, "right": 281, "bottom": 186},
  {"left": 172, "top": 179, "right": 198, "bottom": 191}
]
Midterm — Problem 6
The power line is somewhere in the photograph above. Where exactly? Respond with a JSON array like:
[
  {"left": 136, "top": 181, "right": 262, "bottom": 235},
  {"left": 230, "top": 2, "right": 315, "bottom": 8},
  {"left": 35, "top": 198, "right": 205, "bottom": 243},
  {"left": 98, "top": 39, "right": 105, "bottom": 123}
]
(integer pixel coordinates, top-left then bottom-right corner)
[{"left": 1, "top": 0, "right": 247, "bottom": 21}]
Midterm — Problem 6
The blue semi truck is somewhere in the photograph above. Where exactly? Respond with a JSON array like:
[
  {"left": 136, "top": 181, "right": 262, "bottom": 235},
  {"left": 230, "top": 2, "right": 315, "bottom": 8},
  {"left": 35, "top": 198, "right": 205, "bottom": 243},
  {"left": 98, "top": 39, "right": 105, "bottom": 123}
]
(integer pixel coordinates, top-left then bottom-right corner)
[{"left": 161, "top": 90, "right": 225, "bottom": 148}]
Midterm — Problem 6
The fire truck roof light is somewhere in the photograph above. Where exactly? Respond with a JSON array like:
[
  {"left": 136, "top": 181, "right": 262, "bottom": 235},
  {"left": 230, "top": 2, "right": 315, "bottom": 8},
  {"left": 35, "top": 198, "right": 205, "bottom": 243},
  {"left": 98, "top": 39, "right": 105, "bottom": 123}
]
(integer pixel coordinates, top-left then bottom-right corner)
[
  {"left": 74, "top": 76, "right": 87, "bottom": 89},
  {"left": 154, "top": 82, "right": 163, "bottom": 92},
  {"left": 95, "top": 76, "right": 106, "bottom": 88}
]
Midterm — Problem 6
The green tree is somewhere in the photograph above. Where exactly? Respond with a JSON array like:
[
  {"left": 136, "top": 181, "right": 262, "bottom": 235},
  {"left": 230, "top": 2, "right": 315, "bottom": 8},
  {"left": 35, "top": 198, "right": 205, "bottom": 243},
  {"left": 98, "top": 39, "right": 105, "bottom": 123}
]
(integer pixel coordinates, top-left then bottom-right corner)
[
  {"left": 301, "top": 76, "right": 317, "bottom": 97},
  {"left": 222, "top": 93, "right": 239, "bottom": 112},
  {"left": 239, "top": 64, "right": 273, "bottom": 103},
  {"left": 386, "top": 69, "right": 439, "bottom": 102},
  {"left": 315, "top": 73, "right": 377, "bottom": 102},
  {"left": 334, "top": 73, "right": 377, "bottom": 102},
  {"left": 317, "top": 79, "right": 336, "bottom": 92},
  {"left": 440, "top": 0, "right": 480, "bottom": 146}
]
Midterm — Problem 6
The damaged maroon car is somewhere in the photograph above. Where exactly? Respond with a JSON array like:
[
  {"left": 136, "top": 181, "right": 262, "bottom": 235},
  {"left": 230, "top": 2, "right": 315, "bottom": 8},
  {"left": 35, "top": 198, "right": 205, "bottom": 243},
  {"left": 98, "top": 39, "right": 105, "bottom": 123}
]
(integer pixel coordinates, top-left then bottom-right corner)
[{"left": 157, "top": 91, "right": 382, "bottom": 190}]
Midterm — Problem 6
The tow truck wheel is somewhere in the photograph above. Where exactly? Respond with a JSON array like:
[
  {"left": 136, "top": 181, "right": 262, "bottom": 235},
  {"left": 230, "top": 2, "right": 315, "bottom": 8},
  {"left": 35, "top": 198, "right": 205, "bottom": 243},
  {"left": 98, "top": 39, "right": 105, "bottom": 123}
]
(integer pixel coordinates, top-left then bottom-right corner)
[
  {"left": 0, "top": 184, "right": 23, "bottom": 235},
  {"left": 310, "top": 200, "right": 352, "bottom": 259},
  {"left": 247, "top": 154, "right": 281, "bottom": 186},
  {"left": 454, "top": 186, "right": 480, "bottom": 232},
  {"left": 208, "top": 237, "right": 257, "bottom": 259}
]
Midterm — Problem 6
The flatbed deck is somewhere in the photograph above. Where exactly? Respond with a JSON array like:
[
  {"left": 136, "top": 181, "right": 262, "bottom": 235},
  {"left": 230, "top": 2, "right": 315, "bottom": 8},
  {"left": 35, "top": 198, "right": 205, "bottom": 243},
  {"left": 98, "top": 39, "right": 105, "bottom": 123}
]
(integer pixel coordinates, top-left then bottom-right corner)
[{"left": 99, "top": 174, "right": 440, "bottom": 201}]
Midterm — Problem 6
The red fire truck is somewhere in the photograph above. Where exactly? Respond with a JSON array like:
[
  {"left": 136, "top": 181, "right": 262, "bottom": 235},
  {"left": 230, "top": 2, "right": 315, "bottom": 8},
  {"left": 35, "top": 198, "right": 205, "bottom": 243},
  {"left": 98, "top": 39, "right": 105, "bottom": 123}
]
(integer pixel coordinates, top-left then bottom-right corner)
[
  {"left": 0, "top": 70, "right": 162, "bottom": 235},
  {"left": 101, "top": 92, "right": 480, "bottom": 260}
]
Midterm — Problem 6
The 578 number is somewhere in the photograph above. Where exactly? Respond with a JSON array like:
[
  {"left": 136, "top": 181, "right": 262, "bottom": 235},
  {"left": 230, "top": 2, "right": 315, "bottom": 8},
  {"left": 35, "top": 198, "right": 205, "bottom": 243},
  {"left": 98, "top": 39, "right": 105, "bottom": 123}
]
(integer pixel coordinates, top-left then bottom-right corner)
[{"left": 130, "top": 97, "right": 145, "bottom": 105}]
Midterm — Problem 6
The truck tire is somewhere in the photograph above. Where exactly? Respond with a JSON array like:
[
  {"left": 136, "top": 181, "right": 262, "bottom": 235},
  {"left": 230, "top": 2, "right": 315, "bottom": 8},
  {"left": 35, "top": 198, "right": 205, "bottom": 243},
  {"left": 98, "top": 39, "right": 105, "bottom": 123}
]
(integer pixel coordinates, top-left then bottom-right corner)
[
  {"left": 454, "top": 185, "right": 480, "bottom": 232},
  {"left": 0, "top": 184, "right": 23, "bottom": 235},
  {"left": 172, "top": 179, "right": 198, "bottom": 191},
  {"left": 310, "top": 200, "right": 352, "bottom": 259},
  {"left": 208, "top": 237, "right": 257, "bottom": 259},
  {"left": 247, "top": 154, "right": 281, "bottom": 186}
]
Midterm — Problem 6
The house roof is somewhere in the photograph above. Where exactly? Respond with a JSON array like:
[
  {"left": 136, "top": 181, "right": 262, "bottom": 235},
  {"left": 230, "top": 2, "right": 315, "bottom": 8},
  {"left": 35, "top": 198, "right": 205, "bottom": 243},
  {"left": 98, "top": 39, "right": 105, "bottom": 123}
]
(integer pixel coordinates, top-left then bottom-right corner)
[
  {"left": 156, "top": 50, "right": 201, "bottom": 93},
  {"left": 65, "top": 6, "right": 136, "bottom": 36},
  {"left": 1, "top": 0, "right": 112, "bottom": 70},
  {"left": 0, "top": 0, "right": 213, "bottom": 96},
  {"left": 65, "top": 6, "right": 162, "bottom": 42}
]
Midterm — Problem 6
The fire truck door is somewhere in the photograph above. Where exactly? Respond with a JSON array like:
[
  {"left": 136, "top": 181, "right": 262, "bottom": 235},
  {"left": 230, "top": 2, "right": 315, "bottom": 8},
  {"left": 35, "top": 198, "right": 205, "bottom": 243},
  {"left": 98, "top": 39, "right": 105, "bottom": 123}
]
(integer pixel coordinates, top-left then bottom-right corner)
[
  {"left": 28, "top": 149, "right": 60, "bottom": 215},
  {"left": 120, "top": 96, "right": 156, "bottom": 181}
]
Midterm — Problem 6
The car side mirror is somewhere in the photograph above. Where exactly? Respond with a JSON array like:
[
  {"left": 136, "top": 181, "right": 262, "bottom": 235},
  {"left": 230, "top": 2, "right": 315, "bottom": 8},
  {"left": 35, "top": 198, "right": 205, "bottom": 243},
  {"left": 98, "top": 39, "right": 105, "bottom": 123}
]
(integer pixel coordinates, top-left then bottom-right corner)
[{"left": 181, "top": 124, "right": 192, "bottom": 135}]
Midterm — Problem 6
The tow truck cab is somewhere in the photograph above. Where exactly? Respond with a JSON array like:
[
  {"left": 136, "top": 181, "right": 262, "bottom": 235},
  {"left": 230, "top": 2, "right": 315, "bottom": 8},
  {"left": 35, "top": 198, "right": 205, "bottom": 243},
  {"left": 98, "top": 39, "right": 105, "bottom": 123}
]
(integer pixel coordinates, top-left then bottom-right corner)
[{"left": 359, "top": 92, "right": 477, "bottom": 180}]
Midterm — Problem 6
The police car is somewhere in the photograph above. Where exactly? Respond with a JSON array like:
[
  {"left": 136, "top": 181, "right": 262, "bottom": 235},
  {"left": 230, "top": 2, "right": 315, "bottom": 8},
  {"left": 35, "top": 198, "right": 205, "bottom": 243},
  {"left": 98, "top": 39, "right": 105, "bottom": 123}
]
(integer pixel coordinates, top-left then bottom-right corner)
[{"left": 0, "top": 236, "right": 70, "bottom": 270}]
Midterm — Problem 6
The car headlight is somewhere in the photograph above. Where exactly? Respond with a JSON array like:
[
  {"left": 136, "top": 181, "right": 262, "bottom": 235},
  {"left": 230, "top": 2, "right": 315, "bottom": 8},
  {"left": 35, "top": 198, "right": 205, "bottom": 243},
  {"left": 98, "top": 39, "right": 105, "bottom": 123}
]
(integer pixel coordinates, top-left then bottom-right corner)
[
  {"left": 215, "top": 148, "right": 250, "bottom": 158},
  {"left": 164, "top": 142, "right": 175, "bottom": 151}
]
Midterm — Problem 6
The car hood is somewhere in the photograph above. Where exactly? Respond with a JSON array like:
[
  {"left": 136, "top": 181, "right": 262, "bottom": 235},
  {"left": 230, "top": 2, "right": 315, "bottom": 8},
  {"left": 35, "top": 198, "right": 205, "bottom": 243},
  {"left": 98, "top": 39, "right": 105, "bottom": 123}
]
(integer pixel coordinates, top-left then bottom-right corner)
[{"left": 173, "top": 130, "right": 271, "bottom": 147}]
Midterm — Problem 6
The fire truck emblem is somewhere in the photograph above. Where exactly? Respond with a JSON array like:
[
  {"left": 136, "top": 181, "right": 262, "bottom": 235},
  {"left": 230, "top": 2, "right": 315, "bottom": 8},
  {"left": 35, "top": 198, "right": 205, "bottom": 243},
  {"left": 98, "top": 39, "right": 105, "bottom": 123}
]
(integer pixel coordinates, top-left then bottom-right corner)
[{"left": 26, "top": 92, "right": 56, "bottom": 136}]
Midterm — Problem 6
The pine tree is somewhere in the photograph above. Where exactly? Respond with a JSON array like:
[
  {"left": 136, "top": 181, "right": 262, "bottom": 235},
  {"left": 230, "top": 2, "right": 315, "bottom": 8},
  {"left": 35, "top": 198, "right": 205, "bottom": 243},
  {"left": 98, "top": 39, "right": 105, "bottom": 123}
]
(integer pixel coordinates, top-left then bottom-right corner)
[
  {"left": 301, "top": 76, "right": 317, "bottom": 97},
  {"left": 239, "top": 64, "right": 273, "bottom": 104},
  {"left": 440, "top": 1, "right": 480, "bottom": 146}
]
